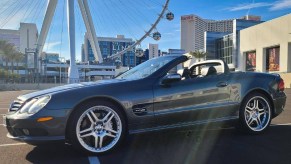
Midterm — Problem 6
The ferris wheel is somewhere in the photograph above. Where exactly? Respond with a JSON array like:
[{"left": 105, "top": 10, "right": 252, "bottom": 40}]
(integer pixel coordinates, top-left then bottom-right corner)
[{"left": 0, "top": 0, "right": 174, "bottom": 82}]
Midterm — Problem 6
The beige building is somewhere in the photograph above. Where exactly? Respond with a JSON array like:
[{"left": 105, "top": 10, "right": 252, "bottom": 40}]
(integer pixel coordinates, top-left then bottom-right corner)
[
  {"left": 239, "top": 13, "right": 291, "bottom": 88},
  {"left": 239, "top": 13, "right": 291, "bottom": 73}
]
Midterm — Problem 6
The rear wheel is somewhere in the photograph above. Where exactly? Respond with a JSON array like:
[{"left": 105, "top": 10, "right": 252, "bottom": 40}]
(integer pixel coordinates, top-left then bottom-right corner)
[
  {"left": 238, "top": 93, "right": 272, "bottom": 134},
  {"left": 69, "top": 101, "right": 126, "bottom": 154}
]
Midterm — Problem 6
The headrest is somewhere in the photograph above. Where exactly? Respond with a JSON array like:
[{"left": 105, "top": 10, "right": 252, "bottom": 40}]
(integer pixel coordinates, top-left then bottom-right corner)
[
  {"left": 201, "top": 67, "right": 209, "bottom": 76},
  {"left": 201, "top": 66, "right": 217, "bottom": 76}
]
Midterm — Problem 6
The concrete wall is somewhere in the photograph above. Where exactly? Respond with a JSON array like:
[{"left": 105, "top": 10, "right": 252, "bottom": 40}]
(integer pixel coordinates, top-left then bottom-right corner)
[
  {"left": 239, "top": 14, "right": 291, "bottom": 73},
  {"left": 0, "top": 83, "right": 64, "bottom": 91},
  {"left": 280, "top": 73, "right": 291, "bottom": 88}
]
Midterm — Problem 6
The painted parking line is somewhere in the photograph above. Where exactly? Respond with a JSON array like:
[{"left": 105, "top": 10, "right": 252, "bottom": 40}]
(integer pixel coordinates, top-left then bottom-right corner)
[
  {"left": 0, "top": 143, "right": 26, "bottom": 147},
  {"left": 271, "top": 123, "right": 291, "bottom": 126},
  {"left": 0, "top": 124, "right": 5, "bottom": 126},
  {"left": 88, "top": 156, "right": 100, "bottom": 164}
]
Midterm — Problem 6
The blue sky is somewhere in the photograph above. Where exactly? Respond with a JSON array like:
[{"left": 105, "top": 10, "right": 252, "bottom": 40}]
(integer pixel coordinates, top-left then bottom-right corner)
[{"left": 0, "top": 0, "right": 291, "bottom": 61}]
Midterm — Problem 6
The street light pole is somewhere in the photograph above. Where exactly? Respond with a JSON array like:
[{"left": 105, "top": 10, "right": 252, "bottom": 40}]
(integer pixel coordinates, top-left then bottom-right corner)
[{"left": 59, "top": 57, "right": 65, "bottom": 84}]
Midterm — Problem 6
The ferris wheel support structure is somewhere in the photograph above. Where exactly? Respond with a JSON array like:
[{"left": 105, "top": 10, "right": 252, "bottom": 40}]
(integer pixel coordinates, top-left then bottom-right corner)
[
  {"left": 78, "top": 0, "right": 103, "bottom": 63},
  {"left": 36, "top": 0, "right": 170, "bottom": 83},
  {"left": 37, "top": 0, "right": 104, "bottom": 83}
]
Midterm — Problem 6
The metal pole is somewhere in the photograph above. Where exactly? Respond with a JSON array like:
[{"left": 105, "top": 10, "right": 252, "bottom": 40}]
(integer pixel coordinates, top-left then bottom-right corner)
[
  {"left": 77, "top": 0, "right": 103, "bottom": 63},
  {"left": 36, "top": 0, "right": 58, "bottom": 58},
  {"left": 67, "top": 0, "right": 79, "bottom": 83}
]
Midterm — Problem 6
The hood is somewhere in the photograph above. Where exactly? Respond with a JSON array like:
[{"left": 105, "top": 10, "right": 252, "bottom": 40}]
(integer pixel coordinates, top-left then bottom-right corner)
[{"left": 18, "top": 79, "right": 125, "bottom": 101}]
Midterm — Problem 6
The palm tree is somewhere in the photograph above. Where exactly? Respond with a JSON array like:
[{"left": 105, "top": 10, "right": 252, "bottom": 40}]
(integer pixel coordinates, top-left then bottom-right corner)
[
  {"left": 0, "top": 40, "right": 21, "bottom": 81},
  {"left": 188, "top": 50, "right": 208, "bottom": 62},
  {"left": 14, "top": 52, "right": 24, "bottom": 75}
]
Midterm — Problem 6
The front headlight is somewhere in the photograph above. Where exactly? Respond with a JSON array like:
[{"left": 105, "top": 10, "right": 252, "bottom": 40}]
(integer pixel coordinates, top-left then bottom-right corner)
[{"left": 19, "top": 95, "right": 51, "bottom": 114}]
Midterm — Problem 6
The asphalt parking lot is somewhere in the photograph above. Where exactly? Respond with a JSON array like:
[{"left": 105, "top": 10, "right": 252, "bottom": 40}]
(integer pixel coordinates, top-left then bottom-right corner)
[{"left": 0, "top": 89, "right": 291, "bottom": 164}]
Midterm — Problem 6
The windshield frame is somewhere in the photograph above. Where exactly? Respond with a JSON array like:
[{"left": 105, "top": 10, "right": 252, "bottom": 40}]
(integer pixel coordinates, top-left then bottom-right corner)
[{"left": 115, "top": 55, "right": 186, "bottom": 80}]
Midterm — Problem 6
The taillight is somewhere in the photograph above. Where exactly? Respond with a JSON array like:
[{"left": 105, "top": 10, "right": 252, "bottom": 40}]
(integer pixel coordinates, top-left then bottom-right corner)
[{"left": 278, "top": 78, "right": 284, "bottom": 91}]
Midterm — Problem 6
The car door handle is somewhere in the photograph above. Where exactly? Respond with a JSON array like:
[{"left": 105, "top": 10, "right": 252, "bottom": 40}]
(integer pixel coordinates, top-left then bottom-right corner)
[{"left": 217, "top": 82, "right": 228, "bottom": 87}]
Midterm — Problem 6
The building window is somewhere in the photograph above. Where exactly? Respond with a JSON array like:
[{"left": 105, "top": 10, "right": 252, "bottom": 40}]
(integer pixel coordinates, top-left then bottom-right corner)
[
  {"left": 246, "top": 51, "right": 256, "bottom": 71},
  {"left": 266, "top": 46, "right": 280, "bottom": 72}
]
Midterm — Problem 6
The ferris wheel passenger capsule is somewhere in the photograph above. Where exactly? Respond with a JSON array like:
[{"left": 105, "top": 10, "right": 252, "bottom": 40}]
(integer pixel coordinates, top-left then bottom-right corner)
[
  {"left": 153, "top": 32, "right": 161, "bottom": 41},
  {"left": 166, "top": 12, "right": 174, "bottom": 21}
]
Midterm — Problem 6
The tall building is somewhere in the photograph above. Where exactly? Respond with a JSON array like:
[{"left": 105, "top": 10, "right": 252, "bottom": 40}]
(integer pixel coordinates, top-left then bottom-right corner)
[
  {"left": 0, "top": 23, "right": 38, "bottom": 53},
  {"left": 83, "top": 34, "right": 136, "bottom": 67},
  {"left": 136, "top": 49, "right": 149, "bottom": 65},
  {"left": 181, "top": 14, "right": 233, "bottom": 53},
  {"left": 0, "top": 23, "right": 38, "bottom": 68},
  {"left": 148, "top": 43, "right": 159, "bottom": 59}
]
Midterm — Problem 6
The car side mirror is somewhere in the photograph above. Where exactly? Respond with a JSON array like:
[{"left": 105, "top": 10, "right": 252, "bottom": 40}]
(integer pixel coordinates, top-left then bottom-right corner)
[{"left": 161, "top": 73, "right": 181, "bottom": 85}]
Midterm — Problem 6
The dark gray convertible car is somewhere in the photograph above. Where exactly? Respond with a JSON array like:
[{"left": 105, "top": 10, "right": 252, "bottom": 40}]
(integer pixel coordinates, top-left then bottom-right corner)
[{"left": 4, "top": 54, "right": 286, "bottom": 154}]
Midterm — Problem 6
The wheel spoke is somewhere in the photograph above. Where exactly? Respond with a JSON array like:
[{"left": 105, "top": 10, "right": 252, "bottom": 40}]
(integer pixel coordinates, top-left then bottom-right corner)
[
  {"left": 254, "top": 99, "right": 259, "bottom": 109},
  {"left": 256, "top": 117, "right": 262, "bottom": 127},
  {"left": 86, "top": 113, "right": 94, "bottom": 123},
  {"left": 80, "top": 127, "right": 93, "bottom": 134},
  {"left": 105, "top": 128, "right": 118, "bottom": 134},
  {"left": 247, "top": 117, "right": 254, "bottom": 125},
  {"left": 246, "top": 105, "right": 253, "bottom": 112},
  {"left": 106, "top": 114, "right": 115, "bottom": 124},
  {"left": 99, "top": 136, "right": 104, "bottom": 148},
  {"left": 80, "top": 131, "right": 93, "bottom": 138},
  {"left": 105, "top": 132, "right": 116, "bottom": 138},
  {"left": 258, "top": 105, "right": 265, "bottom": 111},
  {"left": 102, "top": 111, "right": 112, "bottom": 122},
  {"left": 89, "top": 110, "right": 99, "bottom": 122},
  {"left": 94, "top": 136, "right": 99, "bottom": 148}
]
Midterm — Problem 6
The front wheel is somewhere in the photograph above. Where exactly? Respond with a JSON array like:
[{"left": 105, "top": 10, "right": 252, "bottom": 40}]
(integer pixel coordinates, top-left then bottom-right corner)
[
  {"left": 69, "top": 101, "right": 126, "bottom": 154},
  {"left": 238, "top": 93, "right": 272, "bottom": 134}
]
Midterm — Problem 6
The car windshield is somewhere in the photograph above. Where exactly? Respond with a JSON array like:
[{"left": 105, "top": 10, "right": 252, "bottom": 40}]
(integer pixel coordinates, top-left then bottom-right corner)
[{"left": 115, "top": 56, "right": 177, "bottom": 80}]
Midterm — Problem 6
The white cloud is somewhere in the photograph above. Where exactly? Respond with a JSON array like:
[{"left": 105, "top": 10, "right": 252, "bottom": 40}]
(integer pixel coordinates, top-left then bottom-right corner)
[
  {"left": 43, "top": 41, "right": 61, "bottom": 51},
  {"left": 270, "top": 0, "right": 291, "bottom": 11},
  {"left": 226, "top": 0, "right": 291, "bottom": 12},
  {"left": 226, "top": 2, "right": 272, "bottom": 11}
]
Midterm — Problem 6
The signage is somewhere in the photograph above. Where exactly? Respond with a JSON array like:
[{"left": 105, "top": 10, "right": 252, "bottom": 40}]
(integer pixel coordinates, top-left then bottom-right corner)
[{"left": 181, "top": 15, "right": 194, "bottom": 21}]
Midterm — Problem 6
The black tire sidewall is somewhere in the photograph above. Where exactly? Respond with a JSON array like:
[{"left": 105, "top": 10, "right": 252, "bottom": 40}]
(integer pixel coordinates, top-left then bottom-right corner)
[
  {"left": 239, "top": 93, "right": 272, "bottom": 134},
  {"left": 68, "top": 100, "right": 126, "bottom": 155}
]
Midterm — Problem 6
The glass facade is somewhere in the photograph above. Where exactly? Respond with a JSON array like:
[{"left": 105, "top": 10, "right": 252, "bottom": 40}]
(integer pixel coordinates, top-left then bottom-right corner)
[
  {"left": 86, "top": 39, "right": 136, "bottom": 67},
  {"left": 205, "top": 32, "right": 230, "bottom": 60},
  {"left": 215, "top": 34, "right": 233, "bottom": 64},
  {"left": 0, "top": 33, "right": 20, "bottom": 50}
]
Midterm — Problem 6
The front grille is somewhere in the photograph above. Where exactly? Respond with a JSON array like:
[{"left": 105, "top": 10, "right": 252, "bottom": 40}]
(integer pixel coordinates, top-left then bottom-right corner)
[{"left": 9, "top": 99, "right": 24, "bottom": 112}]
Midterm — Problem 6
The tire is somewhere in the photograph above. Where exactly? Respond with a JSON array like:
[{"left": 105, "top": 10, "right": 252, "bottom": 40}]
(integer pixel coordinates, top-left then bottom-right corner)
[
  {"left": 69, "top": 100, "right": 126, "bottom": 154},
  {"left": 238, "top": 93, "right": 272, "bottom": 134}
]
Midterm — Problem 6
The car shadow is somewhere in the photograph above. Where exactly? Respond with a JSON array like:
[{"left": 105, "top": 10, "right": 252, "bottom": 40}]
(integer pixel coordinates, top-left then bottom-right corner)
[
  {"left": 25, "top": 125, "right": 291, "bottom": 164},
  {"left": 99, "top": 125, "right": 291, "bottom": 164},
  {"left": 26, "top": 143, "right": 88, "bottom": 164}
]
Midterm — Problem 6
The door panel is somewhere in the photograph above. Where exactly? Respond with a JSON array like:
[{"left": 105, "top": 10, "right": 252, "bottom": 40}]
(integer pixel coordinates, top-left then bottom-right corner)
[{"left": 153, "top": 74, "right": 231, "bottom": 126}]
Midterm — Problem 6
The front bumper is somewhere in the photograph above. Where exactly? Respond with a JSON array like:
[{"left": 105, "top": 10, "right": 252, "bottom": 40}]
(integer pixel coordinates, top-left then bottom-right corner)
[
  {"left": 4, "top": 109, "right": 70, "bottom": 144},
  {"left": 7, "top": 133, "right": 65, "bottom": 145}
]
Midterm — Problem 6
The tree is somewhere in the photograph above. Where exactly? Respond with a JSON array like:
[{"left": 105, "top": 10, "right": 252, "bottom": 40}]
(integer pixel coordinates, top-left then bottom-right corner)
[
  {"left": 0, "top": 40, "right": 23, "bottom": 82},
  {"left": 188, "top": 50, "right": 208, "bottom": 62},
  {"left": 14, "top": 52, "right": 24, "bottom": 75}
]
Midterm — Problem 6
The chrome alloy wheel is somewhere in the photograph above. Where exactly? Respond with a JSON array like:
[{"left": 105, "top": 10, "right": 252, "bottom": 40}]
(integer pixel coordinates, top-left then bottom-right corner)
[
  {"left": 76, "top": 106, "right": 122, "bottom": 153},
  {"left": 244, "top": 96, "right": 271, "bottom": 132}
]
